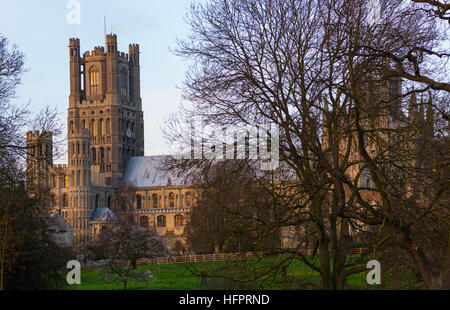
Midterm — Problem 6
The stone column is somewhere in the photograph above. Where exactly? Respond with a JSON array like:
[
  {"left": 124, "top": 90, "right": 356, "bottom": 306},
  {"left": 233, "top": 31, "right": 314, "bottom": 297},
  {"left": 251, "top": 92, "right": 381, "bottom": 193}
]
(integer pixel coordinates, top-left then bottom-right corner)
[{"left": 145, "top": 189, "right": 148, "bottom": 209}]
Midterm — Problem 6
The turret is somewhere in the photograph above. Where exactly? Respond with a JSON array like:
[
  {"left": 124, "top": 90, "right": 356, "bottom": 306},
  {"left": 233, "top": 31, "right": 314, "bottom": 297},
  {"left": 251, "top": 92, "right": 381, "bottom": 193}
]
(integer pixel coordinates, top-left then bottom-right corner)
[
  {"left": 129, "top": 44, "right": 140, "bottom": 100},
  {"left": 26, "top": 131, "right": 53, "bottom": 190},
  {"left": 69, "top": 38, "right": 81, "bottom": 107},
  {"left": 408, "top": 91, "right": 418, "bottom": 121},
  {"left": 68, "top": 128, "right": 92, "bottom": 246},
  {"left": 106, "top": 34, "right": 119, "bottom": 95}
]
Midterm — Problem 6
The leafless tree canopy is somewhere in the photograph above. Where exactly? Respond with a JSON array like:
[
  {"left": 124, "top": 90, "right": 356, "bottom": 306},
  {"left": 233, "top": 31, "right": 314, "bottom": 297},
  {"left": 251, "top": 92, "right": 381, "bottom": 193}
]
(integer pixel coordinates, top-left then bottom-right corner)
[{"left": 165, "top": 0, "right": 449, "bottom": 289}]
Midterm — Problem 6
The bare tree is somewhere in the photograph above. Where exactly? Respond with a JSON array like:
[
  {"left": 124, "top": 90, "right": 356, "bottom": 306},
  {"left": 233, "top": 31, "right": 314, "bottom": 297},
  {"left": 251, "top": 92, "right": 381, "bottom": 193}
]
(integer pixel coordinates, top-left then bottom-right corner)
[
  {"left": 165, "top": 0, "right": 449, "bottom": 289},
  {"left": 0, "top": 33, "right": 70, "bottom": 290}
]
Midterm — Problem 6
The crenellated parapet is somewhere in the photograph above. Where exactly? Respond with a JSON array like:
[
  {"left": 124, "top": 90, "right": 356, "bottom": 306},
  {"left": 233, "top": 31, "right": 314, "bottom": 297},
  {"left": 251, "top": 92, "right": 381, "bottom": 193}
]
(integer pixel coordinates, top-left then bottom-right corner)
[
  {"left": 69, "top": 37, "right": 80, "bottom": 47},
  {"left": 119, "top": 52, "right": 129, "bottom": 61}
]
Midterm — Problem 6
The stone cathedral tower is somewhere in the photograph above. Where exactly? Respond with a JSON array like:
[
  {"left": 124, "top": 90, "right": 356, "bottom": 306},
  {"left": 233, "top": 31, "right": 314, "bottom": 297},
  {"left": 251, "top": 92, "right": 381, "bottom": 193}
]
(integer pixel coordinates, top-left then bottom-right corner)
[
  {"left": 60, "top": 35, "right": 144, "bottom": 246},
  {"left": 68, "top": 35, "right": 144, "bottom": 188}
]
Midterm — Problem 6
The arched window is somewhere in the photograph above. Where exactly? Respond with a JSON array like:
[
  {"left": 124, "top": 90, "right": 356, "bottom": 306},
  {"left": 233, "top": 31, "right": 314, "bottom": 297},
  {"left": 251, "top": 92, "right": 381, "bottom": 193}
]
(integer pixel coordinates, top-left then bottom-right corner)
[
  {"left": 90, "top": 68, "right": 99, "bottom": 95},
  {"left": 157, "top": 215, "right": 166, "bottom": 228},
  {"left": 152, "top": 194, "right": 158, "bottom": 208},
  {"left": 174, "top": 214, "right": 184, "bottom": 227},
  {"left": 168, "top": 192, "right": 175, "bottom": 208},
  {"left": 64, "top": 175, "right": 69, "bottom": 188},
  {"left": 95, "top": 194, "right": 99, "bottom": 209},
  {"left": 185, "top": 192, "right": 192, "bottom": 207},
  {"left": 140, "top": 216, "right": 149, "bottom": 228},
  {"left": 136, "top": 194, "right": 142, "bottom": 210},
  {"left": 107, "top": 196, "right": 111, "bottom": 209}
]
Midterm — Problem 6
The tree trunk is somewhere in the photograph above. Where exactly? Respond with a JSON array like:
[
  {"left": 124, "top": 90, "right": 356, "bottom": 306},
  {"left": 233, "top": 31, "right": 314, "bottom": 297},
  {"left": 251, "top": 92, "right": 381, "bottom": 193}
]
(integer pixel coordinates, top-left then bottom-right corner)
[
  {"left": 318, "top": 235, "right": 333, "bottom": 289},
  {"left": 123, "top": 261, "right": 131, "bottom": 290},
  {"left": 334, "top": 218, "right": 350, "bottom": 290}
]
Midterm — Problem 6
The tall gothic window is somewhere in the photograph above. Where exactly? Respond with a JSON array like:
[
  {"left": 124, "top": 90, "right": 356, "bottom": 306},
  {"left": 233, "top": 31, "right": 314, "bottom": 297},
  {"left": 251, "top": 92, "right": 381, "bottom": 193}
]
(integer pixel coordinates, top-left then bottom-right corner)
[
  {"left": 100, "top": 147, "right": 105, "bottom": 164},
  {"left": 90, "top": 68, "right": 99, "bottom": 95},
  {"left": 106, "top": 119, "right": 110, "bottom": 134},
  {"left": 120, "top": 68, "right": 128, "bottom": 97},
  {"left": 91, "top": 147, "right": 96, "bottom": 164}
]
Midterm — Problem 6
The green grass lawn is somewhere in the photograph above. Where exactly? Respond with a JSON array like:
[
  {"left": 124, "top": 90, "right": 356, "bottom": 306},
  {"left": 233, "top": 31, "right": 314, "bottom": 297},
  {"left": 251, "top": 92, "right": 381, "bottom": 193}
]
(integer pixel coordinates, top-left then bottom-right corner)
[
  {"left": 66, "top": 258, "right": 368, "bottom": 290},
  {"left": 68, "top": 263, "right": 202, "bottom": 290}
]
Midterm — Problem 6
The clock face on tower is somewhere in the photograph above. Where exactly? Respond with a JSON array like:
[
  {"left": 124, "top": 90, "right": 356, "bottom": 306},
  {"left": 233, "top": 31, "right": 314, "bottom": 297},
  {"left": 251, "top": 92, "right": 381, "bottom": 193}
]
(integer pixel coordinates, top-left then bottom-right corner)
[{"left": 127, "top": 129, "right": 132, "bottom": 137}]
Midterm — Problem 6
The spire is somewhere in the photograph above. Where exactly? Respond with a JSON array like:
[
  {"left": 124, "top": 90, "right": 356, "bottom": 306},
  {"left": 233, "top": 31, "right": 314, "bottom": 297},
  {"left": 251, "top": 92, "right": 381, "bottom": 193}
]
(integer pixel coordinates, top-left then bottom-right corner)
[
  {"left": 408, "top": 89, "right": 418, "bottom": 120},
  {"left": 419, "top": 93, "right": 425, "bottom": 124}
]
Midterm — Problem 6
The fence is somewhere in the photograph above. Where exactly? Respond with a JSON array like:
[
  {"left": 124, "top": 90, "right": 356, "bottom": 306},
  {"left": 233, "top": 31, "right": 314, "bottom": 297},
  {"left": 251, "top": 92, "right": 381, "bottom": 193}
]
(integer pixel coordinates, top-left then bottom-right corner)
[
  {"left": 85, "top": 248, "right": 369, "bottom": 267},
  {"left": 137, "top": 252, "right": 263, "bottom": 265},
  {"left": 350, "top": 247, "right": 369, "bottom": 255}
]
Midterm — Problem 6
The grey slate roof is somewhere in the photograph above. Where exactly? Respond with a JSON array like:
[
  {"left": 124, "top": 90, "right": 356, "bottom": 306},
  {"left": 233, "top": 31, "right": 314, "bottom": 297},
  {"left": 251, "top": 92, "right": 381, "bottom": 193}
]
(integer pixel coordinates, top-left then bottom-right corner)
[
  {"left": 123, "top": 155, "right": 191, "bottom": 187},
  {"left": 122, "top": 155, "right": 298, "bottom": 190}
]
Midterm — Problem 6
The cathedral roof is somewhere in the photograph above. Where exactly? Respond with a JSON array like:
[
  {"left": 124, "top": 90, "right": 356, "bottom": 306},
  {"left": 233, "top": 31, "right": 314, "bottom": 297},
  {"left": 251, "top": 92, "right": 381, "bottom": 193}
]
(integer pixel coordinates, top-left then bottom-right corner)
[{"left": 123, "top": 155, "right": 191, "bottom": 187}]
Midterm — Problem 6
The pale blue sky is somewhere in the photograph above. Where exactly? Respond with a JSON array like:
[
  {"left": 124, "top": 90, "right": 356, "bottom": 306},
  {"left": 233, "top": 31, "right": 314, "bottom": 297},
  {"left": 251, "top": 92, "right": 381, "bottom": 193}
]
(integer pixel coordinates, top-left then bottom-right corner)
[{"left": 0, "top": 0, "right": 196, "bottom": 163}]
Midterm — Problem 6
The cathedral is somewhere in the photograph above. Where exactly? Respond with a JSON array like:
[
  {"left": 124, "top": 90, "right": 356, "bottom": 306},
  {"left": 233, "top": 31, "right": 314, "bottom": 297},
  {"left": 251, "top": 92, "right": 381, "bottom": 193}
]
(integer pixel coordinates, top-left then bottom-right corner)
[{"left": 26, "top": 35, "right": 194, "bottom": 250}]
